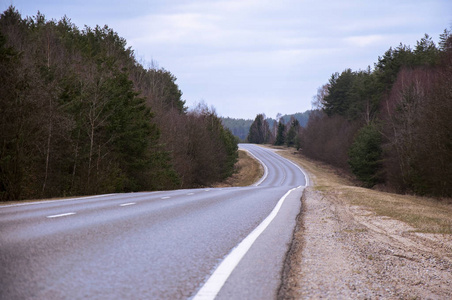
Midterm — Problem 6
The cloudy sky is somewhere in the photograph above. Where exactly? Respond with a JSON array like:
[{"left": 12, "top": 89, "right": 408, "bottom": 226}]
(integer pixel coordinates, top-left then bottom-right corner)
[{"left": 2, "top": 0, "right": 451, "bottom": 119}]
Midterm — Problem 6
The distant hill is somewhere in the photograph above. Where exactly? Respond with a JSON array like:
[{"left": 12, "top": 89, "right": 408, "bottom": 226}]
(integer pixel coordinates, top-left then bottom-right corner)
[
  {"left": 267, "top": 111, "right": 312, "bottom": 128},
  {"left": 221, "top": 117, "right": 254, "bottom": 141},
  {"left": 221, "top": 110, "right": 312, "bottom": 141}
]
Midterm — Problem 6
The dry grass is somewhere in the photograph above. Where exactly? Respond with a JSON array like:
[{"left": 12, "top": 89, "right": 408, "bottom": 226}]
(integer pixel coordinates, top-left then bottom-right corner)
[
  {"left": 274, "top": 147, "right": 353, "bottom": 187},
  {"left": 275, "top": 147, "right": 452, "bottom": 234},
  {"left": 341, "top": 187, "right": 452, "bottom": 234},
  {"left": 4, "top": 146, "right": 450, "bottom": 234},
  {"left": 213, "top": 150, "right": 264, "bottom": 187}
]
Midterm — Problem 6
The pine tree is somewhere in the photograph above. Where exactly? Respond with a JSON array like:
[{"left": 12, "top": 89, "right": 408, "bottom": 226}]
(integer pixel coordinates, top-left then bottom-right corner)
[
  {"left": 286, "top": 118, "right": 300, "bottom": 147},
  {"left": 274, "top": 120, "right": 286, "bottom": 146},
  {"left": 247, "top": 114, "right": 270, "bottom": 144}
]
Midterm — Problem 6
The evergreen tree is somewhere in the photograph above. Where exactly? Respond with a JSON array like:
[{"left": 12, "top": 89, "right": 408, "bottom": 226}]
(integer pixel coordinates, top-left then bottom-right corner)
[
  {"left": 247, "top": 114, "right": 270, "bottom": 144},
  {"left": 348, "top": 124, "right": 383, "bottom": 187},
  {"left": 0, "top": 6, "right": 237, "bottom": 200},
  {"left": 274, "top": 120, "right": 286, "bottom": 146},
  {"left": 286, "top": 118, "right": 300, "bottom": 147},
  {"left": 303, "top": 30, "right": 450, "bottom": 196},
  {"left": 374, "top": 44, "right": 416, "bottom": 91},
  {"left": 413, "top": 34, "right": 439, "bottom": 66},
  {"left": 438, "top": 28, "right": 451, "bottom": 51},
  {"left": 0, "top": 29, "right": 29, "bottom": 200}
]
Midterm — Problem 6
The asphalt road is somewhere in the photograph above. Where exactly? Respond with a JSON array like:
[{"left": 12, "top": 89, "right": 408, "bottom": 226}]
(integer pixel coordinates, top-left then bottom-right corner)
[{"left": 0, "top": 144, "right": 307, "bottom": 299}]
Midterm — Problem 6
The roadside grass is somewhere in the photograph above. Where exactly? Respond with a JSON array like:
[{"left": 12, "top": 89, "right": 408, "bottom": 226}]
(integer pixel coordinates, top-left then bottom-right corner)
[
  {"left": 274, "top": 146, "right": 452, "bottom": 234},
  {"left": 213, "top": 149, "right": 264, "bottom": 187}
]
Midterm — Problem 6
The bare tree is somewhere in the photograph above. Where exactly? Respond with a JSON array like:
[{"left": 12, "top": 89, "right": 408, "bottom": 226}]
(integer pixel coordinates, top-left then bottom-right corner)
[{"left": 311, "top": 84, "right": 329, "bottom": 109}]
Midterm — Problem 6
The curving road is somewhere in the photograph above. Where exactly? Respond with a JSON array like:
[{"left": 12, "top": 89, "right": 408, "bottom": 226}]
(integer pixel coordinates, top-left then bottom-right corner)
[{"left": 0, "top": 144, "right": 307, "bottom": 299}]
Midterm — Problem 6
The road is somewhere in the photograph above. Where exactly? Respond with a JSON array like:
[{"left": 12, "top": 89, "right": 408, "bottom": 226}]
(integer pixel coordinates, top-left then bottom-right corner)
[{"left": 0, "top": 144, "right": 307, "bottom": 299}]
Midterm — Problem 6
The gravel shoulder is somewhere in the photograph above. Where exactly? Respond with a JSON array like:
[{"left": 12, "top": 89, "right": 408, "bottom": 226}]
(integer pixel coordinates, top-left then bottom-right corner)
[{"left": 276, "top": 148, "right": 452, "bottom": 299}]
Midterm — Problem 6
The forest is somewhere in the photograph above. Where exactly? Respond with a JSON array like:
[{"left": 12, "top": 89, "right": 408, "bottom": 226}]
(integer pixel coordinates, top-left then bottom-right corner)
[
  {"left": 302, "top": 32, "right": 451, "bottom": 197},
  {"left": 246, "top": 113, "right": 305, "bottom": 149},
  {"left": 0, "top": 7, "right": 238, "bottom": 201},
  {"left": 247, "top": 31, "right": 451, "bottom": 197},
  {"left": 222, "top": 111, "right": 311, "bottom": 141}
]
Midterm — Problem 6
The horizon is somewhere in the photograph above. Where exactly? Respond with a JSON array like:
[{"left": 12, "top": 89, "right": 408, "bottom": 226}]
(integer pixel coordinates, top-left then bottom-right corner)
[{"left": 2, "top": 1, "right": 451, "bottom": 119}]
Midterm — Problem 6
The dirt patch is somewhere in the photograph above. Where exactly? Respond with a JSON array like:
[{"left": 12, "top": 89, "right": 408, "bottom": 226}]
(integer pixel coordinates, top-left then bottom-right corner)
[{"left": 276, "top": 147, "right": 452, "bottom": 299}]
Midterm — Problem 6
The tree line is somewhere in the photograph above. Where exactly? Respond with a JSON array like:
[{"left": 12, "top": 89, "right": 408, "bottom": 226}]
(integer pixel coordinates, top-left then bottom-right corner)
[
  {"left": 223, "top": 111, "right": 311, "bottom": 142},
  {"left": 247, "top": 113, "right": 304, "bottom": 149},
  {"left": 0, "top": 7, "right": 238, "bottom": 201},
  {"left": 301, "top": 31, "right": 451, "bottom": 197}
]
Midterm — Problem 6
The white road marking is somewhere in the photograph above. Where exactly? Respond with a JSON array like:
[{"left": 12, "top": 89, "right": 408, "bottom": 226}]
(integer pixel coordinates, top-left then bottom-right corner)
[
  {"left": 240, "top": 148, "right": 269, "bottom": 186},
  {"left": 187, "top": 193, "right": 195, "bottom": 195},
  {"left": 119, "top": 202, "right": 136, "bottom": 207},
  {"left": 204, "top": 189, "right": 210, "bottom": 192},
  {"left": 1, "top": 194, "right": 115, "bottom": 208},
  {"left": 278, "top": 153, "right": 310, "bottom": 186},
  {"left": 46, "top": 212, "right": 76, "bottom": 219},
  {"left": 161, "top": 196, "right": 171, "bottom": 199},
  {"left": 192, "top": 186, "right": 302, "bottom": 300}
]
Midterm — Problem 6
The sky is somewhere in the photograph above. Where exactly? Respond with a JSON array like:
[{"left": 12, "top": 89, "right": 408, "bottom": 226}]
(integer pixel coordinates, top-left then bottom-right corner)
[{"left": 2, "top": 0, "right": 451, "bottom": 119}]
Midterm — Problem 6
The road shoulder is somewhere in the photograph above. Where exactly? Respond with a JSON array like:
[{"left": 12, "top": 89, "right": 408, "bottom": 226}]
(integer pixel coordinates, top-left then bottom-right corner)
[
  {"left": 277, "top": 149, "right": 452, "bottom": 299},
  {"left": 216, "top": 187, "right": 304, "bottom": 300}
]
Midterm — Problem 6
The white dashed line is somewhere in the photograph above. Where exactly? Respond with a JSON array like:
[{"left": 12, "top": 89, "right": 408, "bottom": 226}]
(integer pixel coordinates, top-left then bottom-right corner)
[
  {"left": 187, "top": 193, "right": 195, "bottom": 195},
  {"left": 119, "top": 202, "right": 136, "bottom": 207},
  {"left": 46, "top": 212, "right": 76, "bottom": 219},
  {"left": 161, "top": 196, "right": 171, "bottom": 199}
]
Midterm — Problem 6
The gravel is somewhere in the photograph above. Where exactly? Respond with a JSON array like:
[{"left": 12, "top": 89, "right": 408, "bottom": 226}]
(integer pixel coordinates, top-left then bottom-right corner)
[{"left": 279, "top": 187, "right": 452, "bottom": 299}]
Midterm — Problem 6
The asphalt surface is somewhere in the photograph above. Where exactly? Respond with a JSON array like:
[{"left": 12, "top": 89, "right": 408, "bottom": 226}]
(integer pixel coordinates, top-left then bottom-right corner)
[{"left": 0, "top": 144, "right": 307, "bottom": 299}]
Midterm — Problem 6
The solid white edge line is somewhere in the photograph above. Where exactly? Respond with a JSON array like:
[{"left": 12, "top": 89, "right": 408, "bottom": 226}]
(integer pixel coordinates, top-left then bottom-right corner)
[
  {"left": 239, "top": 147, "right": 268, "bottom": 186},
  {"left": 192, "top": 186, "right": 302, "bottom": 300},
  {"left": 278, "top": 153, "right": 310, "bottom": 187},
  {"left": 46, "top": 212, "right": 76, "bottom": 218},
  {"left": 260, "top": 147, "right": 310, "bottom": 187}
]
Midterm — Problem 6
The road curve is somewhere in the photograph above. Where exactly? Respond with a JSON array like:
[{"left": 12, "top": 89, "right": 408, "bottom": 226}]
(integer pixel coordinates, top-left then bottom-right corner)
[{"left": 0, "top": 144, "right": 307, "bottom": 299}]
